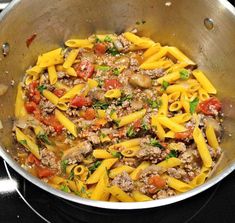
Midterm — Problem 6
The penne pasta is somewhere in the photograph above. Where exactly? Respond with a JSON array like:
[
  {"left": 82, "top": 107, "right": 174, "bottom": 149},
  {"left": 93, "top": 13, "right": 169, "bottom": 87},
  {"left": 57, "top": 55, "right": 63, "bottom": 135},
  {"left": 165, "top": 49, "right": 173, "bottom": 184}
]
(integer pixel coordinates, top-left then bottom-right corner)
[
  {"left": 157, "top": 71, "right": 180, "bottom": 84},
  {"left": 169, "top": 101, "right": 183, "bottom": 112},
  {"left": 130, "top": 161, "right": 150, "bottom": 180},
  {"left": 158, "top": 93, "right": 168, "bottom": 116},
  {"left": 93, "top": 149, "right": 113, "bottom": 159},
  {"left": 156, "top": 157, "right": 182, "bottom": 169},
  {"left": 165, "top": 176, "right": 193, "bottom": 192},
  {"left": 109, "top": 165, "right": 135, "bottom": 179},
  {"left": 170, "top": 113, "right": 191, "bottom": 124},
  {"left": 59, "top": 84, "right": 85, "bottom": 103},
  {"left": 198, "top": 88, "right": 210, "bottom": 101},
  {"left": 143, "top": 43, "right": 161, "bottom": 59},
  {"left": 48, "top": 65, "right": 58, "bottom": 85},
  {"left": 26, "top": 66, "right": 44, "bottom": 76},
  {"left": 109, "top": 138, "right": 141, "bottom": 150},
  {"left": 121, "top": 146, "right": 140, "bottom": 157},
  {"left": 132, "top": 191, "right": 153, "bottom": 202},
  {"left": 151, "top": 115, "right": 165, "bottom": 141},
  {"left": 104, "top": 89, "right": 121, "bottom": 99},
  {"left": 63, "top": 49, "right": 79, "bottom": 69},
  {"left": 65, "top": 39, "right": 93, "bottom": 48},
  {"left": 168, "top": 92, "right": 181, "bottom": 102},
  {"left": 15, "top": 83, "right": 27, "bottom": 118},
  {"left": 108, "top": 185, "right": 134, "bottom": 202},
  {"left": 144, "top": 46, "right": 168, "bottom": 63},
  {"left": 157, "top": 116, "right": 187, "bottom": 132},
  {"left": 54, "top": 109, "right": 77, "bottom": 137},
  {"left": 206, "top": 125, "right": 219, "bottom": 150}
]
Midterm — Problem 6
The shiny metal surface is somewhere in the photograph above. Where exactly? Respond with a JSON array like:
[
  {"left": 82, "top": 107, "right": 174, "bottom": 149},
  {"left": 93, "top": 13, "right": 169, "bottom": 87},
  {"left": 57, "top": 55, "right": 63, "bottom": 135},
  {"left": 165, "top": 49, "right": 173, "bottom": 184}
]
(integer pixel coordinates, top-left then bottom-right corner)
[{"left": 0, "top": 0, "right": 235, "bottom": 209}]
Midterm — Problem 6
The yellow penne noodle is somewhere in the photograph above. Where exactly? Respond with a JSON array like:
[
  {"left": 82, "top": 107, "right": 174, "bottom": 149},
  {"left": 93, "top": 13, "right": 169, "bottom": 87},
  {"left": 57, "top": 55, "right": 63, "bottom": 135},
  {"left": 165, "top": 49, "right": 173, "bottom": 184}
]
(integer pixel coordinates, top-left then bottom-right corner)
[
  {"left": 104, "top": 89, "right": 121, "bottom": 99},
  {"left": 108, "top": 185, "right": 134, "bottom": 202},
  {"left": 167, "top": 47, "right": 196, "bottom": 65},
  {"left": 170, "top": 113, "right": 191, "bottom": 124},
  {"left": 206, "top": 125, "right": 219, "bottom": 150},
  {"left": 117, "top": 109, "right": 146, "bottom": 127},
  {"left": 188, "top": 92, "right": 198, "bottom": 102},
  {"left": 73, "top": 165, "right": 87, "bottom": 176},
  {"left": 94, "top": 34, "right": 117, "bottom": 42},
  {"left": 151, "top": 115, "right": 165, "bottom": 141},
  {"left": 188, "top": 81, "right": 200, "bottom": 93},
  {"left": 65, "top": 164, "right": 77, "bottom": 175},
  {"left": 168, "top": 92, "right": 181, "bottom": 102},
  {"left": 198, "top": 88, "right": 210, "bottom": 101},
  {"left": 169, "top": 101, "right": 183, "bottom": 112},
  {"left": 166, "top": 84, "right": 186, "bottom": 94},
  {"left": 158, "top": 94, "right": 168, "bottom": 116},
  {"left": 157, "top": 116, "right": 187, "bottom": 132},
  {"left": 140, "top": 59, "right": 173, "bottom": 70},
  {"left": 156, "top": 157, "right": 182, "bottom": 169},
  {"left": 189, "top": 172, "right": 207, "bottom": 187},
  {"left": 87, "top": 78, "right": 98, "bottom": 89},
  {"left": 15, "top": 127, "right": 40, "bottom": 159},
  {"left": 109, "top": 138, "right": 141, "bottom": 150},
  {"left": 109, "top": 195, "right": 119, "bottom": 202},
  {"left": 97, "top": 109, "right": 106, "bottom": 119},
  {"left": 166, "top": 62, "right": 188, "bottom": 73},
  {"left": 132, "top": 191, "right": 153, "bottom": 202},
  {"left": 192, "top": 70, "right": 217, "bottom": 94},
  {"left": 166, "top": 176, "right": 193, "bottom": 192},
  {"left": 144, "top": 46, "right": 168, "bottom": 63},
  {"left": 109, "top": 165, "right": 135, "bottom": 179},
  {"left": 54, "top": 109, "right": 78, "bottom": 137},
  {"left": 65, "top": 39, "right": 93, "bottom": 48},
  {"left": 59, "top": 84, "right": 85, "bottom": 103},
  {"left": 26, "top": 66, "right": 44, "bottom": 76},
  {"left": 63, "top": 49, "right": 79, "bottom": 69},
  {"left": 37, "top": 48, "right": 64, "bottom": 68},
  {"left": 93, "top": 149, "right": 113, "bottom": 159},
  {"left": 56, "top": 65, "right": 77, "bottom": 77},
  {"left": 180, "top": 92, "right": 190, "bottom": 113},
  {"left": 86, "top": 158, "right": 118, "bottom": 184},
  {"left": 49, "top": 176, "right": 65, "bottom": 185},
  {"left": 48, "top": 65, "right": 57, "bottom": 85},
  {"left": 91, "top": 172, "right": 110, "bottom": 201},
  {"left": 15, "top": 83, "right": 27, "bottom": 118},
  {"left": 193, "top": 127, "right": 212, "bottom": 168},
  {"left": 33, "top": 125, "right": 44, "bottom": 136},
  {"left": 164, "top": 131, "right": 175, "bottom": 138},
  {"left": 143, "top": 43, "right": 161, "bottom": 59},
  {"left": 54, "top": 81, "right": 70, "bottom": 91},
  {"left": 121, "top": 146, "right": 140, "bottom": 157},
  {"left": 130, "top": 161, "right": 150, "bottom": 180},
  {"left": 157, "top": 71, "right": 180, "bottom": 84}
]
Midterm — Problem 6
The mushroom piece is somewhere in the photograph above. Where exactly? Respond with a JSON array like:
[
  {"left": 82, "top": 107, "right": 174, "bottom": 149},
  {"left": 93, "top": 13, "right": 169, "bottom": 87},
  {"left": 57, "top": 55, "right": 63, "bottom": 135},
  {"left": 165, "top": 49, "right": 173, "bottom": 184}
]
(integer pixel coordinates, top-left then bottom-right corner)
[{"left": 128, "top": 73, "right": 152, "bottom": 89}]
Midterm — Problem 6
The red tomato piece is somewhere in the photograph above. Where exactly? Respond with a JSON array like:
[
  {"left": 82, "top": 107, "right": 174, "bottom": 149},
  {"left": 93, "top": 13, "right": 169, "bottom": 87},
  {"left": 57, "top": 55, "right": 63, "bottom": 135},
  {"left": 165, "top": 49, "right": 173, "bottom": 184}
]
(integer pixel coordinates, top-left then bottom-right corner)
[
  {"left": 28, "top": 81, "right": 38, "bottom": 97},
  {"left": 82, "top": 108, "right": 96, "bottom": 120},
  {"left": 27, "top": 153, "right": 40, "bottom": 166},
  {"left": 198, "top": 97, "right": 222, "bottom": 115},
  {"left": 53, "top": 89, "right": 65, "bottom": 98},
  {"left": 31, "top": 90, "right": 41, "bottom": 104},
  {"left": 25, "top": 101, "right": 37, "bottom": 113},
  {"left": 70, "top": 95, "right": 92, "bottom": 108},
  {"left": 104, "top": 79, "right": 122, "bottom": 90},
  {"left": 94, "top": 43, "right": 107, "bottom": 55},
  {"left": 75, "top": 60, "right": 94, "bottom": 80},
  {"left": 42, "top": 116, "right": 63, "bottom": 133},
  {"left": 148, "top": 176, "right": 166, "bottom": 189},
  {"left": 36, "top": 166, "right": 55, "bottom": 178},
  {"left": 133, "top": 119, "right": 141, "bottom": 129},
  {"left": 175, "top": 129, "right": 193, "bottom": 140}
]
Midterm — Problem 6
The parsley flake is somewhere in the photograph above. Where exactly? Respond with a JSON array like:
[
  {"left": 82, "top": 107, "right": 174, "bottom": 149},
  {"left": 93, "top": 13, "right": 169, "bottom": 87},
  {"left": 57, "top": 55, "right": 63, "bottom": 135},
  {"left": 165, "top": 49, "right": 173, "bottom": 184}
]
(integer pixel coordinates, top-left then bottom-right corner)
[
  {"left": 89, "top": 161, "right": 101, "bottom": 173},
  {"left": 93, "top": 101, "right": 110, "bottom": 110},
  {"left": 189, "top": 97, "right": 199, "bottom": 114},
  {"left": 165, "top": 150, "right": 178, "bottom": 160},
  {"left": 37, "top": 132, "right": 53, "bottom": 145},
  {"left": 180, "top": 69, "right": 190, "bottom": 80},
  {"left": 162, "top": 80, "right": 170, "bottom": 91},
  {"left": 19, "top": 139, "right": 27, "bottom": 146},
  {"left": 126, "top": 126, "right": 136, "bottom": 138},
  {"left": 111, "top": 151, "right": 122, "bottom": 159},
  {"left": 37, "top": 85, "right": 47, "bottom": 94},
  {"left": 150, "top": 138, "right": 165, "bottom": 149},
  {"left": 61, "top": 160, "right": 69, "bottom": 173},
  {"left": 104, "top": 36, "right": 113, "bottom": 42}
]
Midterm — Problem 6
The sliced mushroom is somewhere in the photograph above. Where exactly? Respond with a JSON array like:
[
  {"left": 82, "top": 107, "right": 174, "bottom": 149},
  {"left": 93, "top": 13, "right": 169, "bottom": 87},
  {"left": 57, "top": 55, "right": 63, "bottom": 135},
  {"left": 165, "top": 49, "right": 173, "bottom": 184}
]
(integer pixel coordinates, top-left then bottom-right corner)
[
  {"left": 131, "top": 100, "right": 143, "bottom": 110},
  {"left": 129, "top": 73, "right": 152, "bottom": 89},
  {"left": 115, "top": 56, "right": 130, "bottom": 67},
  {"left": 113, "top": 39, "right": 124, "bottom": 51}
]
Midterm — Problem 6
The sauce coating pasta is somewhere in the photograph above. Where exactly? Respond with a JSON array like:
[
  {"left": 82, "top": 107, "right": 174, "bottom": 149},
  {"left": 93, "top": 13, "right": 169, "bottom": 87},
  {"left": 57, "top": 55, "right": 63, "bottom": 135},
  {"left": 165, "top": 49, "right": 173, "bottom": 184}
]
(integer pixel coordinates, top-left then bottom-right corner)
[{"left": 13, "top": 32, "right": 223, "bottom": 202}]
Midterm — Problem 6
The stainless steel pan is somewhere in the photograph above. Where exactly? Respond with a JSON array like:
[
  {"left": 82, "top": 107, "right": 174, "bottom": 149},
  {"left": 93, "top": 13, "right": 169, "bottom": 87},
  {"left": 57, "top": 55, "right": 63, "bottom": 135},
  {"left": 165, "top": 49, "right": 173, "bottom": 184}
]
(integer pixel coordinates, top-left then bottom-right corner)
[{"left": 0, "top": 0, "right": 235, "bottom": 209}]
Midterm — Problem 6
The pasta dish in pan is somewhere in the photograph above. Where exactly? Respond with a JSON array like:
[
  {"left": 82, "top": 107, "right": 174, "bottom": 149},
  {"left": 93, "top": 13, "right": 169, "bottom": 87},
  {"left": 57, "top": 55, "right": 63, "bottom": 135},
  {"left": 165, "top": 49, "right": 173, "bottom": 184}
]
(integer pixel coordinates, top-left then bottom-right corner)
[{"left": 13, "top": 32, "right": 223, "bottom": 202}]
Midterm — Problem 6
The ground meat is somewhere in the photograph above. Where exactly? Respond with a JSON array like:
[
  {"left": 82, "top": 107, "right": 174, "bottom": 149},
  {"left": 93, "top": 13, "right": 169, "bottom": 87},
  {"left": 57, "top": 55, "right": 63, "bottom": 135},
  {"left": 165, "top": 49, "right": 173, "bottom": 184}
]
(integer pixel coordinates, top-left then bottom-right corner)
[
  {"left": 87, "top": 132, "right": 100, "bottom": 144},
  {"left": 137, "top": 145, "right": 163, "bottom": 164},
  {"left": 141, "top": 68, "right": 164, "bottom": 78},
  {"left": 40, "top": 149, "right": 59, "bottom": 170},
  {"left": 40, "top": 98, "right": 56, "bottom": 115},
  {"left": 167, "top": 167, "right": 187, "bottom": 179},
  {"left": 121, "top": 157, "right": 139, "bottom": 168},
  {"left": 112, "top": 171, "right": 134, "bottom": 192},
  {"left": 139, "top": 165, "right": 166, "bottom": 183},
  {"left": 117, "top": 34, "right": 131, "bottom": 52},
  {"left": 153, "top": 188, "right": 176, "bottom": 199}
]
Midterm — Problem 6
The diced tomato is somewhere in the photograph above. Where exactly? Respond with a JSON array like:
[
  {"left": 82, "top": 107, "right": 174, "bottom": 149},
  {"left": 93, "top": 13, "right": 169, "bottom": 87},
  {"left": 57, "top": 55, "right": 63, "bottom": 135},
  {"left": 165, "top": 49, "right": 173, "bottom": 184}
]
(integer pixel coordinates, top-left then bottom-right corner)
[
  {"left": 175, "top": 129, "right": 193, "bottom": 140},
  {"left": 28, "top": 81, "right": 38, "bottom": 97},
  {"left": 31, "top": 90, "right": 41, "bottom": 104},
  {"left": 198, "top": 97, "right": 222, "bottom": 115},
  {"left": 42, "top": 116, "right": 63, "bottom": 133},
  {"left": 148, "top": 175, "right": 166, "bottom": 189},
  {"left": 25, "top": 101, "right": 37, "bottom": 113},
  {"left": 75, "top": 60, "right": 94, "bottom": 80},
  {"left": 70, "top": 95, "right": 92, "bottom": 108},
  {"left": 94, "top": 43, "right": 107, "bottom": 55},
  {"left": 36, "top": 166, "right": 55, "bottom": 178},
  {"left": 53, "top": 89, "right": 65, "bottom": 98},
  {"left": 27, "top": 153, "right": 40, "bottom": 166},
  {"left": 81, "top": 108, "right": 96, "bottom": 120},
  {"left": 104, "top": 79, "right": 122, "bottom": 90},
  {"left": 133, "top": 119, "right": 141, "bottom": 129}
]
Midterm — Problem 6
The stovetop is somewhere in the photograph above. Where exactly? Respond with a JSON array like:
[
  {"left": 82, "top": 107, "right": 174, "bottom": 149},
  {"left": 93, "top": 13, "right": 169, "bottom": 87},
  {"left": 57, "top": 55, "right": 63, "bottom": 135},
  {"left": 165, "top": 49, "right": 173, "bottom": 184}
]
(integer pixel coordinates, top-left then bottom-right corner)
[{"left": 1, "top": 0, "right": 235, "bottom": 222}]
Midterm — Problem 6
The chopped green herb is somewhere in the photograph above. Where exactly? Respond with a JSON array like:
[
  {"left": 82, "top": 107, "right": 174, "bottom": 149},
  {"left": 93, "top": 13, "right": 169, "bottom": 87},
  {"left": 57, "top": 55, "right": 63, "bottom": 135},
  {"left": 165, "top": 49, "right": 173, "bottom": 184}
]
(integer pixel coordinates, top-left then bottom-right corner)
[
  {"left": 96, "top": 65, "right": 111, "bottom": 71},
  {"left": 107, "top": 47, "right": 119, "bottom": 56},
  {"left": 37, "top": 132, "right": 53, "bottom": 145},
  {"left": 89, "top": 160, "right": 101, "bottom": 173},
  {"left": 95, "top": 36, "right": 101, "bottom": 43},
  {"left": 180, "top": 69, "right": 190, "bottom": 80},
  {"left": 113, "top": 68, "right": 120, "bottom": 76},
  {"left": 126, "top": 126, "right": 136, "bottom": 138},
  {"left": 162, "top": 80, "right": 170, "bottom": 91},
  {"left": 149, "top": 138, "right": 165, "bottom": 149},
  {"left": 93, "top": 101, "right": 110, "bottom": 110},
  {"left": 111, "top": 151, "right": 122, "bottom": 159},
  {"left": 116, "top": 94, "right": 132, "bottom": 106},
  {"left": 189, "top": 97, "right": 199, "bottom": 114},
  {"left": 141, "top": 122, "right": 149, "bottom": 131},
  {"left": 97, "top": 79, "right": 104, "bottom": 87},
  {"left": 165, "top": 150, "right": 178, "bottom": 160},
  {"left": 68, "top": 171, "right": 74, "bottom": 180},
  {"left": 19, "top": 139, "right": 27, "bottom": 146},
  {"left": 104, "top": 36, "right": 113, "bottom": 42},
  {"left": 60, "top": 184, "right": 70, "bottom": 193},
  {"left": 147, "top": 98, "right": 161, "bottom": 109},
  {"left": 61, "top": 160, "right": 69, "bottom": 173},
  {"left": 37, "top": 85, "right": 47, "bottom": 93},
  {"left": 113, "top": 119, "right": 121, "bottom": 126},
  {"left": 100, "top": 132, "right": 107, "bottom": 138}
]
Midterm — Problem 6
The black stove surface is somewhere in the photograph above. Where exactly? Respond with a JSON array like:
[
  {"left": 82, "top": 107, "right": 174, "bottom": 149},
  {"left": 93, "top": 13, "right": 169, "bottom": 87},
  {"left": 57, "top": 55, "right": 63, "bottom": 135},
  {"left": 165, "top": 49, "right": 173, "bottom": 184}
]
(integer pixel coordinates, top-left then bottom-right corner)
[
  {"left": 1, "top": 157, "right": 235, "bottom": 223},
  {"left": 1, "top": 0, "right": 235, "bottom": 222}
]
